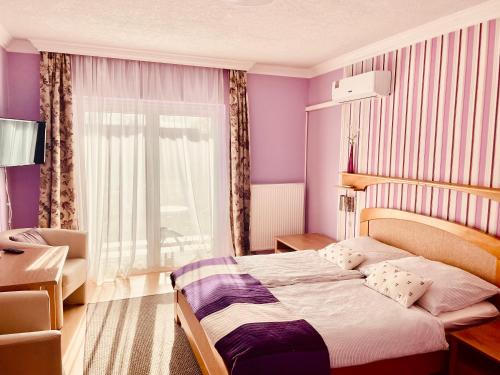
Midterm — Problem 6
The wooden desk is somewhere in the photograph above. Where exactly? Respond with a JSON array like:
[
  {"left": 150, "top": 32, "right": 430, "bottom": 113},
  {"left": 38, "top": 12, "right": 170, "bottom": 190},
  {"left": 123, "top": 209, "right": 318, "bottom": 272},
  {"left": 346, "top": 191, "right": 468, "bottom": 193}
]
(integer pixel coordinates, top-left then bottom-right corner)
[
  {"left": 274, "top": 233, "right": 335, "bottom": 253},
  {"left": 0, "top": 246, "right": 68, "bottom": 329},
  {"left": 448, "top": 319, "right": 500, "bottom": 374}
]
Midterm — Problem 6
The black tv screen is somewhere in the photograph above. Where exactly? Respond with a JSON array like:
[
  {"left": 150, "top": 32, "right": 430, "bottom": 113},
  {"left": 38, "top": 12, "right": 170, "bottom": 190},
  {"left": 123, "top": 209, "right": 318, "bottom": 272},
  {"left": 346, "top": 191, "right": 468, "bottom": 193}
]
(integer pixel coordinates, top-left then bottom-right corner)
[{"left": 0, "top": 118, "right": 46, "bottom": 167}]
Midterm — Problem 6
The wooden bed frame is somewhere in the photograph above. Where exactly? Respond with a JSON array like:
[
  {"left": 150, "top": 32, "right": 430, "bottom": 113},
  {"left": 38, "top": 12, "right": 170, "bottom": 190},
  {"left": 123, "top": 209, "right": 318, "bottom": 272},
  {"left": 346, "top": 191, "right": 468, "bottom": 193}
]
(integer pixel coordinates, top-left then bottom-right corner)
[{"left": 174, "top": 208, "right": 500, "bottom": 375}]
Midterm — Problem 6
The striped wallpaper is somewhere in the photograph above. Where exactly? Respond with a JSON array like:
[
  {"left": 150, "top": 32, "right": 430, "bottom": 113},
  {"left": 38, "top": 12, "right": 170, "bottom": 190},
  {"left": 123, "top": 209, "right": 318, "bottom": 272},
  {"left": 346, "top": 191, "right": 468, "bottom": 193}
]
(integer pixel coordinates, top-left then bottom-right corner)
[{"left": 338, "top": 17, "right": 500, "bottom": 240}]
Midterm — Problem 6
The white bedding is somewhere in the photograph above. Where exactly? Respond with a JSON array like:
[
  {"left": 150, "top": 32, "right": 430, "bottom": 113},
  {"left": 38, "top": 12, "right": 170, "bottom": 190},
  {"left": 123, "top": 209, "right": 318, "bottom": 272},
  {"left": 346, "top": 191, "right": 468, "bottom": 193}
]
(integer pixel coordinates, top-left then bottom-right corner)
[
  {"left": 270, "top": 279, "right": 449, "bottom": 368},
  {"left": 337, "top": 236, "right": 415, "bottom": 273},
  {"left": 236, "top": 250, "right": 363, "bottom": 287},
  {"left": 438, "top": 301, "right": 498, "bottom": 330}
]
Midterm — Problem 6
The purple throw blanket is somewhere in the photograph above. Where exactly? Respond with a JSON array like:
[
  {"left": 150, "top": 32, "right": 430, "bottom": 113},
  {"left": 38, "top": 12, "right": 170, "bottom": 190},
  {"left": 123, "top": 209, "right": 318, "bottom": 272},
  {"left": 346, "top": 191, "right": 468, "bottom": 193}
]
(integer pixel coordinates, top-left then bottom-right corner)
[{"left": 171, "top": 257, "right": 330, "bottom": 375}]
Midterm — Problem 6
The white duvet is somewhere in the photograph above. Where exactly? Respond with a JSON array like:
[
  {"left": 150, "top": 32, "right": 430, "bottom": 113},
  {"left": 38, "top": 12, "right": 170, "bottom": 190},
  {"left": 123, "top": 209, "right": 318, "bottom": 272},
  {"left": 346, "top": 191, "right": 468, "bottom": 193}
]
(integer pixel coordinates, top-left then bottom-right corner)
[
  {"left": 236, "top": 250, "right": 363, "bottom": 287},
  {"left": 271, "top": 279, "right": 449, "bottom": 368}
]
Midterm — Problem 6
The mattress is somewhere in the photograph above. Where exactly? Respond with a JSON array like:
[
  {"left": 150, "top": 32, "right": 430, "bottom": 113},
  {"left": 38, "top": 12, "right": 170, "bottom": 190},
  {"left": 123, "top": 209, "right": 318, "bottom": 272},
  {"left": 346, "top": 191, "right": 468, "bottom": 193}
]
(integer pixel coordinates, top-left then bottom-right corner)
[{"left": 270, "top": 279, "right": 449, "bottom": 368}]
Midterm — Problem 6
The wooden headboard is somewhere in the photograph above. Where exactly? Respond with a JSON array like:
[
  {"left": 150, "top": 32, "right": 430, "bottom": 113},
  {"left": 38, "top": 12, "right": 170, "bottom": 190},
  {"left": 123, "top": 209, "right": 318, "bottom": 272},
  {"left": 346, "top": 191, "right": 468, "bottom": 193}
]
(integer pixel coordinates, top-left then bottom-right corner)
[{"left": 360, "top": 208, "right": 500, "bottom": 287}]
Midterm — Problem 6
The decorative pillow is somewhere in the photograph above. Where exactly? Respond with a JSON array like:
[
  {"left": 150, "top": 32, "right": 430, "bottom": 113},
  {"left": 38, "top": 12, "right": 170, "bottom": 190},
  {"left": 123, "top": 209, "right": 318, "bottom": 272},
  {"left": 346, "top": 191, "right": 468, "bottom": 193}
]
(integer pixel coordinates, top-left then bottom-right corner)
[
  {"left": 9, "top": 229, "right": 48, "bottom": 245},
  {"left": 386, "top": 257, "right": 499, "bottom": 315},
  {"left": 364, "top": 262, "right": 433, "bottom": 308},
  {"left": 317, "top": 243, "right": 338, "bottom": 263},
  {"left": 317, "top": 243, "right": 365, "bottom": 270},
  {"left": 337, "top": 236, "right": 414, "bottom": 274},
  {"left": 332, "top": 247, "right": 365, "bottom": 270}
]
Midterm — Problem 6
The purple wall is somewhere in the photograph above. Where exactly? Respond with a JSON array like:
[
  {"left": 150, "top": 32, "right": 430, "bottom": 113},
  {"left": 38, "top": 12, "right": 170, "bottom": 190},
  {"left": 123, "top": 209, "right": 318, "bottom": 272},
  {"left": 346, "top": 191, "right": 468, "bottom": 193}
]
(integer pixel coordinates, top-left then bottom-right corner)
[
  {"left": 0, "top": 47, "right": 8, "bottom": 231},
  {"left": 305, "top": 69, "right": 343, "bottom": 238},
  {"left": 0, "top": 47, "right": 7, "bottom": 115},
  {"left": 0, "top": 53, "right": 337, "bottom": 235},
  {"left": 2, "top": 66, "right": 312, "bottom": 228},
  {"left": 245, "top": 71, "right": 344, "bottom": 239},
  {"left": 247, "top": 73, "right": 308, "bottom": 184},
  {"left": 6, "top": 52, "right": 40, "bottom": 228},
  {"left": 2, "top": 34, "right": 493, "bottom": 239}
]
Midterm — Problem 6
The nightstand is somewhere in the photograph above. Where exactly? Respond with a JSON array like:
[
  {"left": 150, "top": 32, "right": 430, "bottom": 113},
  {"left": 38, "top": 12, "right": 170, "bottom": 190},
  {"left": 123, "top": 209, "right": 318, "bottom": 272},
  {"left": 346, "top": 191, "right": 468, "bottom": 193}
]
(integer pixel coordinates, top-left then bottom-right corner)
[
  {"left": 274, "top": 233, "right": 335, "bottom": 253},
  {"left": 448, "top": 319, "right": 500, "bottom": 375}
]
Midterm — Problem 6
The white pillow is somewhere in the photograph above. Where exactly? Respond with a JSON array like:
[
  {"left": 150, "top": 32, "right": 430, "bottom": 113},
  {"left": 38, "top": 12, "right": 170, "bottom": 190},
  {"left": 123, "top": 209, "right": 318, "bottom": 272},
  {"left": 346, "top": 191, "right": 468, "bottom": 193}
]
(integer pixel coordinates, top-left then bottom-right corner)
[
  {"left": 337, "top": 236, "right": 414, "bottom": 274},
  {"left": 317, "top": 244, "right": 365, "bottom": 270},
  {"left": 437, "top": 301, "right": 499, "bottom": 330},
  {"left": 317, "top": 244, "right": 338, "bottom": 263},
  {"left": 364, "top": 262, "right": 433, "bottom": 308},
  {"left": 387, "top": 256, "right": 499, "bottom": 315}
]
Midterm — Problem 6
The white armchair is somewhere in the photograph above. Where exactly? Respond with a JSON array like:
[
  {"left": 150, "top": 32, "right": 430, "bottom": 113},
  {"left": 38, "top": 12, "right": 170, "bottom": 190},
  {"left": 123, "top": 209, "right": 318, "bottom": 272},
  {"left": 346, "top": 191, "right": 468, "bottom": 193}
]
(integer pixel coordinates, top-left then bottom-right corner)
[
  {"left": 0, "top": 291, "right": 63, "bottom": 375},
  {"left": 0, "top": 228, "right": 88, "bottom": 328}
]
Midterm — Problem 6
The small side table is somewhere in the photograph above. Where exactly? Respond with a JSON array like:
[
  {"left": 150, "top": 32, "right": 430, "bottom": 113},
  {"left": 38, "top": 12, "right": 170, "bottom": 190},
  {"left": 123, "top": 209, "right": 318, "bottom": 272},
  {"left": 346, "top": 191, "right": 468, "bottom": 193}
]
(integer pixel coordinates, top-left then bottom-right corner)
[
  {"left": 448, "top": 319, "right": 500, "bottom": 375},
  {"left": 274, "top": 233, "right": 335, "bottom": 253}
]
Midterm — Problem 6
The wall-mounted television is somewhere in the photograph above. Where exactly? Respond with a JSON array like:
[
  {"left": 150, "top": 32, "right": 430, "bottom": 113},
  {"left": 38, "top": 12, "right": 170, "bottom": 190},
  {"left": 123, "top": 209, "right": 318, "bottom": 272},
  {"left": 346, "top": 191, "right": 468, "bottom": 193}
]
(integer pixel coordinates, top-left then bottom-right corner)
[{"left": 0, "top": 118, "right": 46, "bottom": 167}]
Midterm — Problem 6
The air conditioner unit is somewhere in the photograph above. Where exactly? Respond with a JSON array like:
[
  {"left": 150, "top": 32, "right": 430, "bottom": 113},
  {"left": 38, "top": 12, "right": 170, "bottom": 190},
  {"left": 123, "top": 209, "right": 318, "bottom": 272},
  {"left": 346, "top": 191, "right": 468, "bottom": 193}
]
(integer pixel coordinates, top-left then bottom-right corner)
[{"left": 332, "top": 70, "right": 391, "bottom": 103}]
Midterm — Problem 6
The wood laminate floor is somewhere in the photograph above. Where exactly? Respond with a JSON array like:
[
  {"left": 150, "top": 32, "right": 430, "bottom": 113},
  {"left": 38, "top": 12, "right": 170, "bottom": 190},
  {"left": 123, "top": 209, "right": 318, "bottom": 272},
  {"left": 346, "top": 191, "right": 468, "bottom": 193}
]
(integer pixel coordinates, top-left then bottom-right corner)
[{"left": 62, "top": 272, "right": 174, "bottom": 375}]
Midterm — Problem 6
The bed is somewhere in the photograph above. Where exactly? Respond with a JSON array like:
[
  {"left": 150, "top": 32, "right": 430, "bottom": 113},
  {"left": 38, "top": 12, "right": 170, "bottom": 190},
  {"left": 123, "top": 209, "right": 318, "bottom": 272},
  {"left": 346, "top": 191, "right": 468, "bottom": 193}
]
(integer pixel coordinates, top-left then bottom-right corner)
[{"left": 173, "top": 208, "right": 500, "bottom": 375}]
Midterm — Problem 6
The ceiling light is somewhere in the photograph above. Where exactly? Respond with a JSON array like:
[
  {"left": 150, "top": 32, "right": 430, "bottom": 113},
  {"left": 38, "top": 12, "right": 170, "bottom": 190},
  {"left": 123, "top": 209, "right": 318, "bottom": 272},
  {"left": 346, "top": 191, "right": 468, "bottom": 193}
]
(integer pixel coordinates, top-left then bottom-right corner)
[{"left": 224, "top": 0, "right": 274, "bottom": 6}]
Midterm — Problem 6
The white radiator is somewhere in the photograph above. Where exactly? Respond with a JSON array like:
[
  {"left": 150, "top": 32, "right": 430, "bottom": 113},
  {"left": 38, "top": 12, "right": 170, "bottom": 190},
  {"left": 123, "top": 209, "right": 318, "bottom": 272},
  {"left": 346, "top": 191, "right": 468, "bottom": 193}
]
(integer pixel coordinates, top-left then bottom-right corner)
[{"left": 250, "top": 183, "right": 305, "bottom": 251}]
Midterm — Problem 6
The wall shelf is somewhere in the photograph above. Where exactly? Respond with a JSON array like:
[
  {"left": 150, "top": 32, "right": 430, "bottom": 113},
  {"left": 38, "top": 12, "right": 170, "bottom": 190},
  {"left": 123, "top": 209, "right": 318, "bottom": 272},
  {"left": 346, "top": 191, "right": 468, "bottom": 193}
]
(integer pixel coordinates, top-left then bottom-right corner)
[
  {"left": 305, "top": 100, "right": 336, "bottom": 112},
  {"left": 340, "top": 172, "right": 500, "bottom": 202}
]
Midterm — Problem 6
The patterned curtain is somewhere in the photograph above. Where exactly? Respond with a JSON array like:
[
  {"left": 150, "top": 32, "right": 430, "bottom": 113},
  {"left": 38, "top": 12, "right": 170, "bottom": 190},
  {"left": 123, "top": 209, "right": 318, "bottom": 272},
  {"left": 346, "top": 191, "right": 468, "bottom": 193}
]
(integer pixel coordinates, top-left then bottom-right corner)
[
  {"left": 39, "top": 52, "right": 77, "bottom": 229},
  {"left": 229, "top": 70, "right": 251, "bottom": 256}
]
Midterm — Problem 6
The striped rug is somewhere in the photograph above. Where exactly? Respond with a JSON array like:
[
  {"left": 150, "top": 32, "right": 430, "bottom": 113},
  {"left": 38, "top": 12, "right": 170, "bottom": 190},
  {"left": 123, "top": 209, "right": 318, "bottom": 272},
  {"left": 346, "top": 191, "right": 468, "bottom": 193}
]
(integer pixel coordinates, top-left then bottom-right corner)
[{"left": 84, "top": 293, "right": 202, "bottom": 375}]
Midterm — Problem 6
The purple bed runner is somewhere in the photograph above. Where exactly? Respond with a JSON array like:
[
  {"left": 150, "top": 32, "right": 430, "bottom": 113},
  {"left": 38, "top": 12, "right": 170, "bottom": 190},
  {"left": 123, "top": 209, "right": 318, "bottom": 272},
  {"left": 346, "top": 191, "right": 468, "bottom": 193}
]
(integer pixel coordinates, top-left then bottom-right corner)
[{"left": 171, "top": 257, "right": 330, "bottom": 375}]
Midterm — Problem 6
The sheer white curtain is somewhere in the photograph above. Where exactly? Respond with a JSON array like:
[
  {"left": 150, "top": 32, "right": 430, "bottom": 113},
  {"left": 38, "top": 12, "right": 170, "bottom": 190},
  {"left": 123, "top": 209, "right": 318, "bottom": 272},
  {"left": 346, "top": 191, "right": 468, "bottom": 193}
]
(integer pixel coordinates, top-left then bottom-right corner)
[
  {"left": 72, "top": 56, "right": 232, "bottom": 283},
  {"left": 0, "top": 168, "right": 8, "bottom": 231}
]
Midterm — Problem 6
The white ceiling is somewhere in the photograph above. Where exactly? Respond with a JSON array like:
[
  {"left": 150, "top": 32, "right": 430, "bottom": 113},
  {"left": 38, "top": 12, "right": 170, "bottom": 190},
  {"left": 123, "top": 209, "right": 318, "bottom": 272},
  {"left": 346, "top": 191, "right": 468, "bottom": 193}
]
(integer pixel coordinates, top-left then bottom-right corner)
[{"left": 0, "top": 0, "right": 491, "bottom": 73}]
